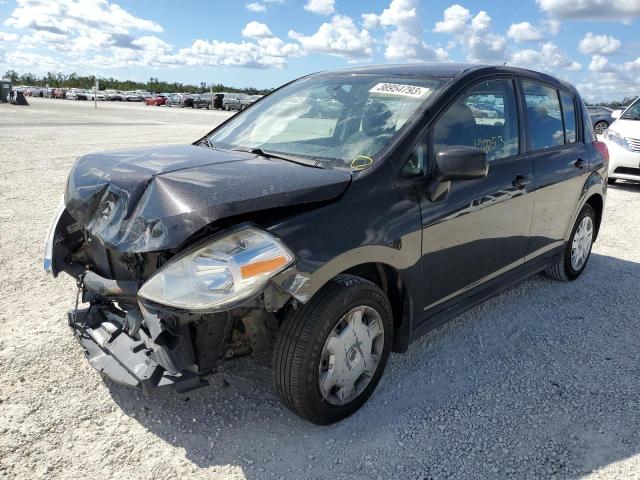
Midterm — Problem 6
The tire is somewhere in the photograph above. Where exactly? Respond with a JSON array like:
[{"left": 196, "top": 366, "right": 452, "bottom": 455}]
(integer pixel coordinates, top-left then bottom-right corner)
[
  {"left": 273, "top": 274, "right": 393, "bottom": 425},
  {"left": 608, "top": 178, "right": 617, "bottom": 185},
  {"left": 594, "top": 121, "right": 609, "bottom": 135},
  {"left": 545, "top": 204, "right": 596, "bottom": 281}
]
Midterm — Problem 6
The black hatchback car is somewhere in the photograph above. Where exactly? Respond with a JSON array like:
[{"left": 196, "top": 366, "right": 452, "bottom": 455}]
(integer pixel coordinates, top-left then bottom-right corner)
[{"left": 45, "top": 64, "right": 608, "bottom": 425}]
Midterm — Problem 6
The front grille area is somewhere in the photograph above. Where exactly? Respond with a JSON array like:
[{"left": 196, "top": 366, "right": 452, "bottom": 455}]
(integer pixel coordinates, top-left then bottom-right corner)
[
  {"left": 626, "top": 137, "right": 640, "bottom": 153},
  {"left": 614, "top": 166, "right": 640, "bottom": 177}
]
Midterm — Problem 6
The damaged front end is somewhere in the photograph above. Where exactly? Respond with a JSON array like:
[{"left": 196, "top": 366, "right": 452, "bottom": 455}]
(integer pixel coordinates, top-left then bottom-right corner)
[{"left": 46, "top": 208, "right": 294, "bottom": 394}]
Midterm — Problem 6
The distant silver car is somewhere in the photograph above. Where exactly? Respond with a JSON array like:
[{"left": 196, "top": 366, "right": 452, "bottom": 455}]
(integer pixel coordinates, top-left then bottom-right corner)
[
  {"left": 222, "top": 93, "right": 243, "bottom": 111},
  {"left": 586, "top": 106, "right": 614, "bottom": 134}
]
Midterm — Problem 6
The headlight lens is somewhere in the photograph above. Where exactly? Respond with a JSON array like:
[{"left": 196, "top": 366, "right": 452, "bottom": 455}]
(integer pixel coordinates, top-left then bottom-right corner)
[
  {"left": 138, "top": 228, "right": 294, "bottom": 310},
  {"left": 604, "top": 129, "right": 629, "bottom": 150}
]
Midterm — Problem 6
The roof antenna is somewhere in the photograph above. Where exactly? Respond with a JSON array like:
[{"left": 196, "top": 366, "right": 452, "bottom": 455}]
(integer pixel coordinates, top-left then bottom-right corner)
[{"left": 502, "top": 62, "right": 507, "bottom": 66}]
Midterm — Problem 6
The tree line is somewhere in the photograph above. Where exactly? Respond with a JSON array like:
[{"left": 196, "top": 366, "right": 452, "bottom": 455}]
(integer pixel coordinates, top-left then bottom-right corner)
[
  {"left": 2, "top": 70, "right": 273, "bottom": 95},
  {"left": 593, "top": 96, "right": 638, "bottom": 109}
]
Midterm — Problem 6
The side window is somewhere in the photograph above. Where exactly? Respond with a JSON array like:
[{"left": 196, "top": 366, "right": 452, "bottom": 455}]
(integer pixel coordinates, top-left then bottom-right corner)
[
  {"left": 560, "top": 93, "right": 577, "bottom": 143},
  {"left": 433, "top": 79, "right": 519, "bottom": 162},
  {"left": 522, "top": 82, "right": 564, "bottom": 150}
]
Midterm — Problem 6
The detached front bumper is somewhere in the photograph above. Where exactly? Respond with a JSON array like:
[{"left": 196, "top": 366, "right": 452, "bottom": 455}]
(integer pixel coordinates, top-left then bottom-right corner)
[{"left": 68, "top": 301, "right": 225, "bottom": 394}]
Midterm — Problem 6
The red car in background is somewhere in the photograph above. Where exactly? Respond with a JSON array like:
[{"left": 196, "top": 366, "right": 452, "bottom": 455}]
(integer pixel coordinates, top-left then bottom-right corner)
[{"left": 145, "top": 94, "right": 168, "bottom": 106}]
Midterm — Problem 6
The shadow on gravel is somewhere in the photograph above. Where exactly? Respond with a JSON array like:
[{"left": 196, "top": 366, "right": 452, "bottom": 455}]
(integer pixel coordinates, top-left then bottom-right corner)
[
  {"left": 608, "top": 180, "right": 640, "bottom": 192},
  {"left": 108, "top": 253, "right": 640, "bottom": 479}
]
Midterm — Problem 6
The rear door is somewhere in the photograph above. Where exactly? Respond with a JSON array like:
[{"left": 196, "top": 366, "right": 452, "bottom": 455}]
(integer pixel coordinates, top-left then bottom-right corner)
[
  {"left": 519, "top": 80, "right": 590, "bottom": 258},
  {"left": 418, "top": 76, "right": 535, "bottom": 313}
]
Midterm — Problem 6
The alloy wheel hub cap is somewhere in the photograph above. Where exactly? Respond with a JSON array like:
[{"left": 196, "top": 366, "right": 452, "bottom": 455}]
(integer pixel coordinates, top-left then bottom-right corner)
[
  {"left": 571, "top": 216, "right": 593, "bottom": 271},
  {"left": 318, "top": 306, "right": 385, "bottom": 406}
]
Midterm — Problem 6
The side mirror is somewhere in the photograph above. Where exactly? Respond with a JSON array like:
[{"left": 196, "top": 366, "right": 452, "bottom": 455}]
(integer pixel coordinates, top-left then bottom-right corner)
[
  {"left": 611, "top": 110, "right": 622, "bottom": 119},
  {"left": 432, "top": 146, "right": 488, "bottom": 182}
]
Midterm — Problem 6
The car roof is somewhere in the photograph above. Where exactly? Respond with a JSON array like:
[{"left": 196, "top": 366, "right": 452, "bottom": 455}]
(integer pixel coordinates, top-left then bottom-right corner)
[{"left": 312, "top": 63, "right": 579, "bottom": 95}]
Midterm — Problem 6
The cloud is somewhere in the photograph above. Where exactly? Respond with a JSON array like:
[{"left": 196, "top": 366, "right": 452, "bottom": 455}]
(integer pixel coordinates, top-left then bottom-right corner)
[
  {"left": 536, "top": 0, "right": 640, "bottom": 22},
  {"left": 289, "top": 14, "right": 373, "bottom": 60},
  {"left": 175, "top": 37, "right": 301, "bottom": 69},
  {"left": 543, "top": 18, "right": 561, "bottom": 34},
  {"left": 1, "top": 0, "right": 303, "bottom": 71},
  {"left": 5, "top": 0, "right": 163, "bottom": 35},
  {"left": 0, "top": 31, "right": 18, "bottom": 42},
  {"left": 507, "top": 22, "right": 543, "bottom": 42},
  {"left": 433, "top": 5, "right": 506, "bottom": 63},
  {"left": 363, "top": 0, "right": 448, "bottom": 62},
  {"left": 510, "top": 42, "right": 581, "bottom": 71},
  {"left": 304, "top": 0, "right": 335, "bottom": 16},
  {"left": 578, "top": 32, "right": 621, "bottom": 55},
  {"left": 433, "top": 4, "right": 471, "bottom": 34},
  {"left": 242, "top": 21, "right": 273, "bottom": 39},
  {"left": 245, "top": 2, "right": 266, "bottom": 13},
  {"left": 588, "top": 54, "right": 613, "bottom": 72}
]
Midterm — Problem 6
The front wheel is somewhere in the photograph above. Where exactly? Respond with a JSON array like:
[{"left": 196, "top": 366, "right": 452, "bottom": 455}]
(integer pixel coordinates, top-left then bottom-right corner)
[
  {"left": 545, "top": 204, "right": 595, "bottom": 281},
  {"left": 594, "top": 121, "right": 609, "bottom": 135},
  {"left": 273, "top": 275, "right": 393, "bottom": 425}
]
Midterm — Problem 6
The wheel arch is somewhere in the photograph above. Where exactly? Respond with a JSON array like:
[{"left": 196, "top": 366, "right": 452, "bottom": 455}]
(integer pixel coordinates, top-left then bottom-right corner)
[
  {"left": 340, "top": 263, "right": 413, "bottom": 353},
  {"left": 585, "top": 192, "right": 604, "bottom": 240}
]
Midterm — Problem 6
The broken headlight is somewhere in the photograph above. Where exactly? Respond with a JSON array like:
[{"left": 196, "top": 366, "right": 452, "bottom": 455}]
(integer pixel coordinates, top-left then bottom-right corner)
[{"left": 138, "top": 227, "right": 293, "bottom": 311}]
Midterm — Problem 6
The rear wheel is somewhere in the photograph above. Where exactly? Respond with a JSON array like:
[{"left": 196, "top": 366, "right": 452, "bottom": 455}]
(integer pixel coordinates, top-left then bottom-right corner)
[
  {"left": 545, "top": 204, "right": 595, "bottom": 281},
  {"left": 273, "top": 275, "right": 393, "bottom": 425}
]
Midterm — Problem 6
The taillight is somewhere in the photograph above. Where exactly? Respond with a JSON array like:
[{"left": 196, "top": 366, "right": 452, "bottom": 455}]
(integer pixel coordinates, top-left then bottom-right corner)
[{"left": 593, "top": 141, "right": 609, "bottom": 165}]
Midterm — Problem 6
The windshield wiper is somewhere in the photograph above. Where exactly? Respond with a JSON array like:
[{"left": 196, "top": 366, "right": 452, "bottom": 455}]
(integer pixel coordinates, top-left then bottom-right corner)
[
  {"left": 199, "top": 137, "right": 214, "bottom": 148},
  {"left": 232, "top": 147, "right": 323, "bottom": 169}
]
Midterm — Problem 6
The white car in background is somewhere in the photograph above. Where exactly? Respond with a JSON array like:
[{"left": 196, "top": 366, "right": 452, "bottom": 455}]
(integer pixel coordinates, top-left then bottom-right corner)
[{"left": 603, "top": 97, "right": 640, "bottom": 184}]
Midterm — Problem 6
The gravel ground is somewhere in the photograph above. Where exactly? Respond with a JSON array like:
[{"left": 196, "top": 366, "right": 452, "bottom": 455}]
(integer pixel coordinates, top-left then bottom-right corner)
[{"left": 1, "top": 97, "right": 639, "bottom": 480}]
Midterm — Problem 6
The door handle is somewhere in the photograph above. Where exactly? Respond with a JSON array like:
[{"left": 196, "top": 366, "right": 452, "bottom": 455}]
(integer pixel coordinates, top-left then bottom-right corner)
[
  {"left": 575, "top": 158, "right": 586, "bottom": 169},
  {"left": 512, "top": 174, "right": 532, "bottom": 189}
]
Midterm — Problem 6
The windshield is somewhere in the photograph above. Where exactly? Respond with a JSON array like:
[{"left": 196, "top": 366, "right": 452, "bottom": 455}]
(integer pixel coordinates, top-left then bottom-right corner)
[
  {"left": 621, "top": 98, "right": 640, "bottom": 120},
  {"left": 206, "top": 74, "right": 443, "bottom": 170}
]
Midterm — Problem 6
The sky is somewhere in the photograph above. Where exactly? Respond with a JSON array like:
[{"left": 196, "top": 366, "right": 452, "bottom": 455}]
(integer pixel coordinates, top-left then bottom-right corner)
[{"left": 0, "top": 0, "right": 638, "bottom": 101}]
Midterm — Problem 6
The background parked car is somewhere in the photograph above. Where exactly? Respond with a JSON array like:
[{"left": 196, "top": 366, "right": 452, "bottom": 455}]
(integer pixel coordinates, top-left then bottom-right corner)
[
  {"left": 586, "top": 106, "right": 615, "bottom": 134},
  {"left": 192, "top": 93, "right": 212, "bottom": 109},
  {"left": 87, "top": 90, "right": 106, "bottom": 101},
  {"left": 603, "top": 97, "right": 640, "bottom": 183},
  {"left": 165, "top": 94, "right": 183, "bottom": 107},
  {"left": 222, "top": 93, "right": 242, "bottom": 110},
  {"left": 179, "top": 94, "right": 196, "bottom": 108},
  {"left": 66, "top": 89, "right": 86, "bottom": 100},
  {"left": 53, "top": 88, "right": 67, "bottom": 99},
  {"left": 103, "top": 90, "right": 123, "bottom": 101},
  {"left": 122, "top": 91, "right": 141, "bottom": 102},
  {"left": 240, "top": 94, "right": 260, "bottom": 109},
  {"left": 213, "top": 92, "right": 225, "bottom": 109},
  {"left": 145, "top": 94, "right": 167, "bottom": 106}
]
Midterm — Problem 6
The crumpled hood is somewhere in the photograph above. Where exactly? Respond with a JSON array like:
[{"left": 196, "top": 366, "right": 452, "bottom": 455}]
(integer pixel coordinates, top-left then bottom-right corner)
[{"left": 65, "top": 144, "right": 351, "bottom": 252}]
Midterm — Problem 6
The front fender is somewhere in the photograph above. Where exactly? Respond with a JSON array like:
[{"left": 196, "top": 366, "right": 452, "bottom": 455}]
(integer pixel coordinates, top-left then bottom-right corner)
[{"left": 271, "top": 230, "right": 421, "bottom": 304}]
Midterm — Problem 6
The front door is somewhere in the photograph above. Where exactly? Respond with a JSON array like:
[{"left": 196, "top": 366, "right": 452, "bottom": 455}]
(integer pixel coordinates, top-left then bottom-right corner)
[{"left": 417, "top": 77, "right": 534, "bottom": 316}]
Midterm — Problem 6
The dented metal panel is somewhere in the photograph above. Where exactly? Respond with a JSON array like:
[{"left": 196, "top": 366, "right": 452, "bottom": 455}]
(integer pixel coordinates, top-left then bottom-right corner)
[{"left": 65, "top": 144, "right": 351, "bottom": 252}]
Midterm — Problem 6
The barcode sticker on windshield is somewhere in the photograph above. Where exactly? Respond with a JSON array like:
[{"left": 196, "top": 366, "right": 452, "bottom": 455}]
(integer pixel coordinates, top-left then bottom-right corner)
[{"left": 369, "top": 83, "right": 430, "bottom": 98}]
